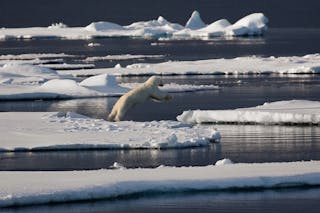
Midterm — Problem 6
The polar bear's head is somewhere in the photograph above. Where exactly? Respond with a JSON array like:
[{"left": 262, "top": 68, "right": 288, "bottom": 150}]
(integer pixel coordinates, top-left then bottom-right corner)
[{"left": 145, "top": 76, "right": 163, "bottom": 87}]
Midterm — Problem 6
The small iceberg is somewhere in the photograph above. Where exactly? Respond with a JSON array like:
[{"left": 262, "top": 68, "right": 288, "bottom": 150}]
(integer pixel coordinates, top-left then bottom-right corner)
[{"left": 185, "top": 10, "right": 206, "bottom": 30}]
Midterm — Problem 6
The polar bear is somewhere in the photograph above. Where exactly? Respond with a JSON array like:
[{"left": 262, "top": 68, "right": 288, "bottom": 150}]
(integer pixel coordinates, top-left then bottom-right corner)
[{"left": 108, "top": 76, "right": 172, "bottom": 121}]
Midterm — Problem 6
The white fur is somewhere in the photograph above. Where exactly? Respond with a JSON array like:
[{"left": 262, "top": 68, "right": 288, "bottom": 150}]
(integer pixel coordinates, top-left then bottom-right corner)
[{"left": 108, "top": 76, "right": 172, "bottom": 121}]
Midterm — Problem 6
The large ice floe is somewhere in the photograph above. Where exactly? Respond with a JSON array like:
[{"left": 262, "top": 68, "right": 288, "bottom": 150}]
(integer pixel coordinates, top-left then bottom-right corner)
[
  {"left": 0, "top": 73, "right": 129, "bottom": 100},
  {"left": 66, "top": 54, "right": 320, "bottom": 77},
  {"left": 0, "top": 111, "right": 220, "bottom": 151},
  {"left": 0, "top": 11, "right": 268, "bottom": 40},
  {"left": 0, "top": 69, "right": 219, "bottom": 100},
  {"left": 1, "top": 160, "right": 320, "bottom": 207},
  {"left": 177, "top": 100, "right": 320, "bottom": 125}
]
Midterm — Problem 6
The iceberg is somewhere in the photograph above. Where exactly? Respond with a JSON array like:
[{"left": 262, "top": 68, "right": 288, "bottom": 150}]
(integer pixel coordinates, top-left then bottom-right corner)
[
  {"left": 0, "top": 11, "right": 268, "bottom": 40},
  {"left": 85, "top": 21, "right": 124, "bottom": 32},
  {"left": 225, "top": 13, "right": 268, "bottom": 36},
  {"left": 0, "top": 111, "right": 220, "bottom": 151},
  {"left": 0, "top": 161, "right": 320, "bottom": 207},
  {"left": 177, "top": 100, "right": 320, "bottom": 125},
  {"left": 185, "top": 11, "right": 206, "bottom": 30}
]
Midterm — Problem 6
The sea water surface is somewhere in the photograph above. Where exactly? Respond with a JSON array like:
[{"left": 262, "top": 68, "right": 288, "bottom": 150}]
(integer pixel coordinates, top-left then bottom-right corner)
[{"left": 1, "top": 28, "right": 320, "bottom": 212}]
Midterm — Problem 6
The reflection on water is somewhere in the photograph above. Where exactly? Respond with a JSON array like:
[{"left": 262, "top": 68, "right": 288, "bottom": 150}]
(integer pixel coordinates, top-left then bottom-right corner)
[
  {"left": 5, "top": 187, "right": 320, "bottom": 213},
  {"left": 1, "top": 124, "right": 320, "bottom": 171}
]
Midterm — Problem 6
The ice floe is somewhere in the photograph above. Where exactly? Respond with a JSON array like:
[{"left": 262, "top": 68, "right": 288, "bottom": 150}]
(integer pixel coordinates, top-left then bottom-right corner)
[
  {"left": 0, "top": 161, "right": 320, "bottom": 207},
  {"left": 0, "top": 74, "right": 128, "bottom": 100},
  {"left": 0, "top": 70, "right": 220, "bottom": 100},
  {"left": 121, "top": 82, "right": 219, "bottom": 93},
  {"left": 0, "top": 64, "right": 60, "bottom": 85},
  {"left": 177, "top": 100, "right": 320, "bottom": 125},
  {"left": 0, "top": 53, "right": 76, "bottom": 60},
  {"left": 0, "top": 111, "right": 220, "bottom": 152},
  {"left": 84, "top": 54, "right": 165, "bottom": 62},
  {"left": 0, "top": 11, "right": 268, "bottom": 40},
  {"left": 64, "top": 54, "right": 320, "bottom": 77}
]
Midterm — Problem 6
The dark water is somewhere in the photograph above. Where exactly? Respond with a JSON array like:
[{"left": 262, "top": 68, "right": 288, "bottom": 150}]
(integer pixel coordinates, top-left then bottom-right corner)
[
  {"left": 1, "top": 28, "right": 320, "bottom": 66},
  {"left": 1, "top": 75, "right": 320, "bottom": 171},
  {"left": 1, "top": 0, "right": 320, "bottom": 28},
  {"left": 4, "top": 188, "right": 320, "bottom": 213},
  {"left": 1, "top": 29, "right": 320, "bottom": 211}
]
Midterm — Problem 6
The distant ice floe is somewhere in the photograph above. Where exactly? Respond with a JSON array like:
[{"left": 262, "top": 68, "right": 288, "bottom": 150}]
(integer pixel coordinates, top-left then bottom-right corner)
[
  {"left": 1, "top": 160, "right": 320, "bottom": 207},
  {"left": 177, "top": 100, "right": 320, "bottom": 125},
  {"left": 0, "top": 64, "right": 60, "bottom": 85},
  {"left": 0, "top": 53, "right": 76, "bottom": 60},
  {"left": 84, "top": 54, "right": 165, "bottom": 62},
  {"left": 0, "top": 111, "right": 220, "bottom": 152},
  {"left": 0, "top": 11, "right": 268, "bottom": 40},
  {"left": 65, "top": 54, "right": 320, "bottom": 77},
  {"left": 121, "top": 82, "right": 219, "bottom": 93}
]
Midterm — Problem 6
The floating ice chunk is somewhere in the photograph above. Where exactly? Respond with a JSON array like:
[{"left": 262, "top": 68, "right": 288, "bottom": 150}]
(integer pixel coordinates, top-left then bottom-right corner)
[
  {"left": 85, "top": 21, "right": 124, "bottom": 32},
  {"left": 1, "top": 63, "right": 57, "bottom": 75},
  {"left": 177, "top": 100, "right": 320, "bottom": 125},
  {"left": 185, "top": 10, "right": 206, "bottom": 30},
  {"left": 79, "top": 74, "right": 129, "bottom": 93},
  {"left": 39, "top": 79, "right": 99, "bottom": 97},
  {"left": 109, "top": 162, "right": 126, "bottom": 170},
  {"left": 215, "top": 158, "right": 233, "bottom": 166},
  {"left": 226, "top": 13, "right": 268, "bottom": 36},
  {"left": 87, "top": 42, "right": 101, "bottom": 47},
  {"left": 114, "top": 63, "right": 122, "bottom": 68},
  {"left": 84, "top": 54, "right": 164, "bottom": 62},
  {"left": 48, "top": 22, "right": 68, "bottom": 29},
  {"left": 0, "top": 64, "right": 59, "bottom": 85}
]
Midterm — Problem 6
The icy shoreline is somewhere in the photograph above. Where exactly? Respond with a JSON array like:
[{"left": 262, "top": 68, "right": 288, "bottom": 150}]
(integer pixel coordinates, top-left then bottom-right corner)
[{"left": 1, "top": 161, "right": 319, "bottom": 207}]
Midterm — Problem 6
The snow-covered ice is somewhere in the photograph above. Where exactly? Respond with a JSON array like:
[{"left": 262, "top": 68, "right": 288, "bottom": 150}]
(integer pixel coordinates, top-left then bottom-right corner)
[
  {"left": 0, "top": 53, "right": 76, "bottom": 60},
  {"left": 84, "top": 54, "right": 165, "bottom": 62},
  {"left": 185, "top": 11, "right": 206, "bottom": 30},
  {"left": 0, "top": 111, "right": 220, "bottom": 151},
  {"left": 121, "top": 82, "right": 219, "bottom": 93},
  {"left": 64, "top": 54, "right": 320, "bottom": 77},
  {"left": 0, "top": 64, "right": 60, "bottom": 85},
  {"left": 177, "top": 100, "right": 320, "bottom": 125},
  {"left": 0, "top": 72, "right": 219, "bottom": 100},
  {"left": 0, "top": 11, "right": 268, "bottom": 40},
  {"left": 215, "top": 158, "right": 234, "bottom": 166},
  {"left": 0, "top": 161, "right": 320, "bottom": 207}
]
